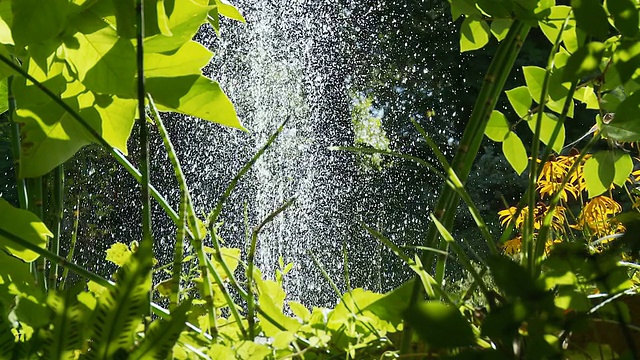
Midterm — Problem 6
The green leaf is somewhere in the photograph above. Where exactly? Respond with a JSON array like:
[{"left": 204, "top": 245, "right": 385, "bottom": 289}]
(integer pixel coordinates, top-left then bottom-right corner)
[
  {"left": 45, "top": 290, "right": 89, "bottom": 359},
  {"left": 235, "top": 341, "right": 271, "bottom": 360},
  {"left": 476, "top": 0, "right": 512, "bottom": 18},
  {"left": 364, "top": 278, "right": 415, "bottom": 329},
  {"left": 490, "top": 19, "right": 513, "bottom": 41},
  {"left": 450, "top": 0, "right": 480, "bottom": 21},
  {"left": 287, "top": 301, "right": 310, "bottom": 321},
  {"left": 538, "top": 6, "right": 572, "bottom": 44},
  {"left": 561, "top": 22, "right": 587, "bottom": 53},
  {"left": 11, "top": 0, "right": 68, "bottom": 48},
  {"left": 147, "top": 75, "right": 244, "bottom": 130},
  {"left": 485, "top": 110, "right": 510, "bottom": 142},
  {"left": 0, "top": 198, "right": 51, "bottom": 262},
  {"left": 606, "top": 0, "right": 639, "bottom": 38},
  {"left": 403, "top": 301, "right": 475, "bottom": 348},
  {"left": 506, "top": 86, "right": 532, "bottom": 119},
  {"left": 255, "top": 278, "right": 300, "bottom": 336},
  {"left": 0, "top": 78, "right": 8, "bottom": 115},
  {"left": 64, "top": 15, "right": 136, "bottom": 97},
  {"left": 523, "top": 65, "right": 546, "bottom": 102},
  {"left": 547, "top": 69, "right": 575, "bottom": 117},
  {"left": 0, "top": 2, "right": 14, "bottom": 45},
  {"left": 583, "top": 150, "right": 616, "bottom": 198},
  {"left": 571, "top": 0, "right": 610, "bottom": 39},
  {"left": 613, "top": 39, "right": 640, "bottom": 86},
  {"left": 87, "top": 241, "right": 153, "bottom": 359},
  {"left": 573, "top": 86, "right": 599, "bottom": 109},
  {"left": 563, "top": 41, "right": 605, "bottom": 82},
  {"left": 601, "top": 91, "right": 640, "bottom": 142},
  {"left": 527, "top": 112, "right": 565, "bottom": 153},
  {"left": 144, "top": 41, "right": 213, "bottom": 77},
  {"left": 129, "top": 299, "right": 190, "bottom": 360},
  {"left": 105, "top": 243, "right": 132, "bottom": 267},
  {"left": 144, "top": 0, "right": 212, "bottom": 53},
  {"left": 460, "top": 16, "right": 491, "bottom": 52},
  {"left": 502, "top": 131, "right": 528, "bottom": 175},
  {"left": 214, "top": 0, "right": 245, "bottom": 23},
  {"left": 612, "top": 151, "right": 633, "bottom": 187}
]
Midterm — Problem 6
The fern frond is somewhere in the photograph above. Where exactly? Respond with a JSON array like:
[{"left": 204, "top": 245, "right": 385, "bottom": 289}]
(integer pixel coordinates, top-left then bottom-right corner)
[
  {"left": 129, "top": 299, "right": 191, "bottom": 360},
  {"left": 45, "top": 290, "right": 89, "bottom": 359},
  {"left": 0, "top": 311, "right": 14, "bottom": 360},
  {"left": 85, "top": 242, "right": 153, "bottom": 359}
]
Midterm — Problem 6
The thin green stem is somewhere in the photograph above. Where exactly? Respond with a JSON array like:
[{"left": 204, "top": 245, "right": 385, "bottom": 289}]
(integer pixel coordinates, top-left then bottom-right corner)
[
  {"left": 60, "top": 197, "right": 80, "bottom": 290},
  {"left": 170, "top": 191, "right": 187, "bottom": 311},
  {"left": 48, "top": 165, "right": 63, "bottom": 289},
  {"left": 203, "top": 255, "right": 247, "bottom": 338},
  {"left": 28, "top": 176, "right": 47, "bottom": 291},
  {"left": 7, "top": 75, "right": 27, "bottom": 210}
]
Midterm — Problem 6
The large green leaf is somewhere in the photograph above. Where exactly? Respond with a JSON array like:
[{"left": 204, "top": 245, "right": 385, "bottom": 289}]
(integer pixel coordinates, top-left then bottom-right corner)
[
  {"left": 612, "top": 39, "right": 640, "bottom": 86},
  {"left": 601, "top": 91, "right": 640, "bottom": 142},
  {"left": 502, "top": 131, "right": 528, "bottom": 175},
  {"left": 562, "top": 41, "right": 605, "bottom": 82},
  {"left": 485, "top": 110, "right": 510, "bottom": 142},
  {"left": 64, "top": 14, "right": 136, "bottom": 97},
  {"left": 144, "top": 40, "right": 213, "bottom": 77},
  {"left": 255, "top": 278, "right": 300, "bottom": 336},
  {"left": 0, "top": 2, "right": 14, "bottom": 45},
  {"left": 403, "top": 301, "right": 475, "bottom": 348},
  {"left": 527, "top": 112, "right": 565, "bottom": 153},
  {"left": 147, "top": 75, "right": 243, "bottom": 130},
  {"left": 0, "top": 199, "right": 51, "bottom": 262},
  {"left": 490, "top": 19, "right": 513, "bottom": 41},
  {"left": 129, "top": 299, "right": 191, "bottom": 359},
  {"left": 506, "top": 86, "right": 532, "bottom": 119},
  {"left": 45, "top": 290, "right": 89, "bottom": 359},
  {"left": 538, "top": 6, "right": 572, "bottom": 45},
  {"left": 571, "top": 0, "right": 610, "bottom": 39},
  {"left": 11, "top": 0, "right": 68, "bottom": 48},
  {"left": 144, "top": 0, "right": 212, "bottom": 53},
  {"left": 460, "top": 15, "right": 490, "bottom": 52},
  {"left": 606, "top": 0, "right": 639, "bottom": 38},
  {"left": 583, "top": 150, "right": 620, "bottom": 198}
]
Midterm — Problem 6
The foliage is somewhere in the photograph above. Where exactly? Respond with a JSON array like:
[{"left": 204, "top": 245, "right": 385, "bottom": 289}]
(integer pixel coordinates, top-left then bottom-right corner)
[{"left": 1, "top": 0, "right": 640, "bottom": 359}]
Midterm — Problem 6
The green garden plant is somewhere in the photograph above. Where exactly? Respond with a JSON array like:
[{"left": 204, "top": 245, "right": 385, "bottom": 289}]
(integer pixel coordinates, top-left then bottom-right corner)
[{"left": 1, "top": 0, "right": 640, "bottom": 359}]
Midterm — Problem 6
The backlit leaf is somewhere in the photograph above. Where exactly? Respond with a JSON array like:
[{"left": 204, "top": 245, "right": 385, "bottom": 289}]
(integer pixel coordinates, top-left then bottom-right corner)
[
  {"left": 485, "top": 110, "right": 510, "bottom": 142},
  {"left": 538, "top": 6, "right": 572, "bottom": 44},
  {"left": 144, "top": 41, "right": 213, "bottom": 77},
  {"left": 563, "top": 42, "right": 605, "bottom": 82},
  {"left": 527, "top": 112, "right": 565, "bottom": 153},
  {"left": 506, "top": 86, "right": 532, "bottom": 119},
  {"left": 490, "top": 19, "right": 512, "bottom": 41},
  {"left": 613, "top": 152, "right": 633, "bottom": 187},
  {"left": 147, "top": 75, "right": 243, "bottom": 130},
  {"left": 601, "top": 91, "right": 640, "bottom": 142},
  {"left": 214, "top": 0, "right": 245, "bottom": 23},
  {"left": 449, "top": 0, "right": 480, "bottom": 21},
  {"left": 571, "top": 0, "right": 610, "bottom": 39},
  {"left": 105, "top": 243, "right": 132, "bottom": 267},
  {"left": 583, "top": 151, "right": 615, "bottom": 198},
  {"left": 612, "top": 39, "right": 640, "bottom": 86},
  {"left": 0, "top": 198, "right": 51, "bottom": 263},
  {"left": 502, "top": 131, "right": 528, "bottom": 175},
  {"left": 573, "top": 86, "right": 599, "bottom": 109},
  {"left": 11, "top": 0, "right": 68, "bottom": 48},
  {"left": 523, "top": 66, "right": 546, "bottom": 102},
  {"left": 460, "top": 16, "right": 490, "bottom": 52},
  {"left": 606, "top": 0, "right": 639, "bottom": 38},
  {"left": 403, "top": 301, "right": 475, "bottom": 348},
  {"left": 144, "top": 0, "right": 212, "bottom": 53}
]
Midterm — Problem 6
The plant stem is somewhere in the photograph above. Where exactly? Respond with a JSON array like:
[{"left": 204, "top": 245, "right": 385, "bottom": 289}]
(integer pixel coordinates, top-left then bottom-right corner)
[
  {"left": 48, "top": 165, "right": 63, "bottom": 289},
  {"left": 28, "top": 176, "right": 47, "bottom": 291},
  {"left": 7, "top": 76, "right": 27, "bottom": 210},
  {"left": 60, "top": 197, "right": 80, "bottom": 290}
]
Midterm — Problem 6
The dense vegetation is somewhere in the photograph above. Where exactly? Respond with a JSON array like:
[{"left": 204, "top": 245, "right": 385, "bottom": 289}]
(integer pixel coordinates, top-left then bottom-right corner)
[{"left": 1, "top": 0, "right": 640, "bottom": 359}]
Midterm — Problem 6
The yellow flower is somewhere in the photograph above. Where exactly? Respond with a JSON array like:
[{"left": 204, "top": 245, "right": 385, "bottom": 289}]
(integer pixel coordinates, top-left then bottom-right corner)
[
  {"left": 574, "top": 196, "right": 622, "bottom": 237},
  {"left": 558, "top": 152, "right": 590, "bottom": 193},
  {"left": 502, "top": 236, "right": 522, "bottom": 255},
  {"left": 537, "top": 180, "right": 578, "bottom": 201},
  {"left": 536, "top": 154, "right": 584, "bottom": 200},
  {"left": 544, "top": 239, "right": 563, "bottom": 255}
]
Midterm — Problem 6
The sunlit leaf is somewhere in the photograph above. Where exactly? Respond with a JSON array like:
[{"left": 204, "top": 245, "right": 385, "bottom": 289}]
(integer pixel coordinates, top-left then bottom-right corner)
[
  {"left": 147, "top": 75, "right": 243, "bottom": 130},
  {"left": 538, "top": 6, "right": 572, "bottom": 44},
  {"left": 613, "top": 39, "right": 640, "bottom": 86},
  {"left": 144, "top": 0, "right": 212, "bottom": 53},
  {"left": 502, "top": 131, "right": 528, "bottom": 175},
  {"left": 144, "top": 41, "right": 213, "bottom": 77},
  {"left": 506, "top": 86, "right": 532, "bottom": 119},
  {"left": 214, "top": 0, "right": 245, "bottom": 23},
  {"left": 571, "top": 0, "right": 610, "bottom": 39},
  {"left": 449, "top": 0, "right": 480, "bottom": 21},
  {"left": 403, "top": 301, "right": 475, "bottom": 348},
  {"left": 601, "top": 91, "right": 640, "bottom": 142},
  {"left": 105, "top": 242, "right": 132, "bottom": 267},
  {"left": 612, "top": 152, "right": 633, "bottom": 187},
  {"left": 0, "top": 2, "right": 14, "bottom": 45},
  {"left": 0, "top": 199, "right": 51, "bottom": 262},
  {"left": 490, "top": 19, "right": 512, "bottom": 41},
  {"left": 573, "top": 86, "right": 599, "bottom": 109},
  {"left": 527, "top": 112, "right": 565, "bottom": 153},
  {"left": 485, "top": 110, "right": 510, "bottom": 142},
  {"left": 606, "top": 0, "right": 639, "bottom": 38},
  {"left": 583, "top": 150, "right": 616, "bottom": 198},
  {"left": 523, "top": 65, "right": 546, "bottom": 103},
  {"left": 563, "top": 42, "right": 605, "bottom": 82},
  {"left": 460, "top": 16, "right": 490, "bottom": 52}
]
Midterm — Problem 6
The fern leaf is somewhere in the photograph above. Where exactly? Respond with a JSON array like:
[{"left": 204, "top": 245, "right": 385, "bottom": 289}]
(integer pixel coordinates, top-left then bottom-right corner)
[
  {"left": 0, "top": 312, "right": 14, "bottom": 360},
  {"left": 129, "top": 299, "right": 191, "bottom": 360},
  {"left": 85, "top": 242, "right": 153, "bottom": 359},
  {"left": 45, "top": 290, "right": 89, "bottom": 359}
]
